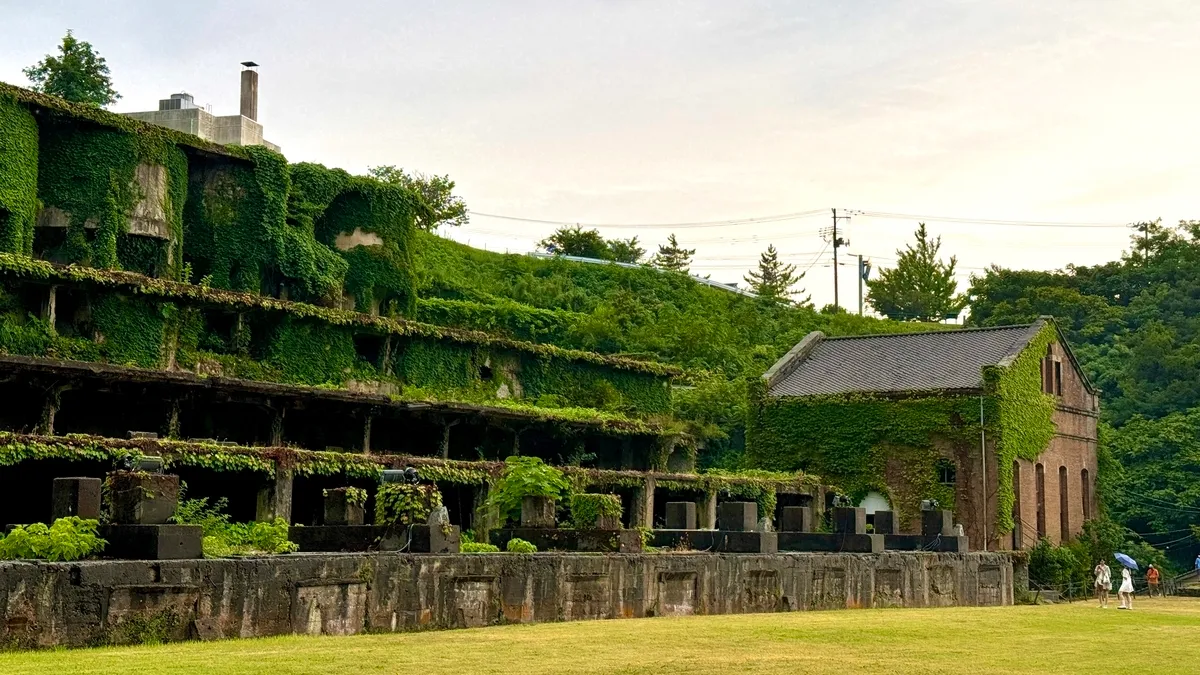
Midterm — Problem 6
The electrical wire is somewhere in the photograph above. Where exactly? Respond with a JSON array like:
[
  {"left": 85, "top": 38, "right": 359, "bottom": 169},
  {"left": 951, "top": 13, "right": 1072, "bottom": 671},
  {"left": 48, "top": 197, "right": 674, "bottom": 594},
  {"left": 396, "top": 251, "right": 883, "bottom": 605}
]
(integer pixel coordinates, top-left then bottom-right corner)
[
  {"left": 857, "top": 210, "right": 1132, "bottom": 229},
  {"left": 467, "top": 209, "right": 829, "bottom": 229}
]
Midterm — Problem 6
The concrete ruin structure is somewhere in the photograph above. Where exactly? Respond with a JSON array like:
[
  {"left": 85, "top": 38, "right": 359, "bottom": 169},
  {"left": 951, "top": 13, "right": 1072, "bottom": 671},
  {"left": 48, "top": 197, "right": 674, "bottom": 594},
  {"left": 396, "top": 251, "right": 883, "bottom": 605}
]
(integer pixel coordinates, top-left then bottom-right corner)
[
  {"left": 123, "top": 63, "right": 280, "bottom": 152},
  {"left": 749, "top": 319, "right": 1100, "bottom": 551}
]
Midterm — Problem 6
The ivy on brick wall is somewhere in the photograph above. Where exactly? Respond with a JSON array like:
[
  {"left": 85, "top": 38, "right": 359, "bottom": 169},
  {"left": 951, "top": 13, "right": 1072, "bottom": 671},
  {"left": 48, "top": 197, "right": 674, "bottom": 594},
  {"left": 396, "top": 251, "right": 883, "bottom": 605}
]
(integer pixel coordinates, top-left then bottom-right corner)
[{"left": 0, "top": 95, "right": 40, "bottom": 255}]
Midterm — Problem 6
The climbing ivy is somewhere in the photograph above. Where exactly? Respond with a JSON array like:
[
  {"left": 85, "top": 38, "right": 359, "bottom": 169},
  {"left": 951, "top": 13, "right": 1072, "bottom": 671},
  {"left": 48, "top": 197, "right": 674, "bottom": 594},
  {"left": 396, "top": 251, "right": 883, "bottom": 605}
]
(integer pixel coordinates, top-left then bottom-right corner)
[
  {"left": 984, "top": 322, "right": 1058, "bottom": 534},
  {"left": 375, "top": 483, "right": 442, "bottom": 526},
  {"left": 569, "top": 493, "right": 622, "bottom": 529},
  {"left": 0, "top": 95, "right": 39, "bottom": 255}
]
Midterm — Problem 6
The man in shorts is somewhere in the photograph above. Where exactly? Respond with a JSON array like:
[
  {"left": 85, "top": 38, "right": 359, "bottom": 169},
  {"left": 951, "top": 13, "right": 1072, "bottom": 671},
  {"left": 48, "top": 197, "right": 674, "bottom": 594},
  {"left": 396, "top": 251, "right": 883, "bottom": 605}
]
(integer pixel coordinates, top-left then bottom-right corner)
[{"left": 1146, "top": 564, "right": 1161, "bottom": 598}]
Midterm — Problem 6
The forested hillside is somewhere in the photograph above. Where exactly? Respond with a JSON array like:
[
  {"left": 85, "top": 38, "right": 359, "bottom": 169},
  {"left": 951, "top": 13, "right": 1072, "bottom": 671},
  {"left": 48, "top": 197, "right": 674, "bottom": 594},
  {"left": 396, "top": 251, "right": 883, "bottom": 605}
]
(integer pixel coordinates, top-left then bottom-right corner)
[
  {"left": 969, "top": 220, "right": 1200, "bottom": 567},
  {"left": 410, "top": 231, "right": 944, "bottom": 467}
]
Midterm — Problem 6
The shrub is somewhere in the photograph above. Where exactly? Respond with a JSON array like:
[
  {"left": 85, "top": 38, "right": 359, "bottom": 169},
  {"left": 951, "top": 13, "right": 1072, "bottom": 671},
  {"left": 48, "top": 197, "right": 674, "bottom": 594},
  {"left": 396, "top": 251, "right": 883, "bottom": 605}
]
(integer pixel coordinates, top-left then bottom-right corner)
[
  {"left": 375, "top": 483, "right": 442, "bottom": 526},
  {"left": 171, "top": 497, "right": 297, "bottom": 557},
  {"left": 569, "top": 493, "right": 623, "bottom": 529},
  {"left": 506, "top": 538, "right": 537, "bottom": 553},
  {"left": 486, "top": 456, "right": 570, "bottom": 525},
  {"left": 461, "top": 542, "right": 500, "bottom": 553},
  {"left": 0, "top": 517, "right": 106, "bottom": 561}
]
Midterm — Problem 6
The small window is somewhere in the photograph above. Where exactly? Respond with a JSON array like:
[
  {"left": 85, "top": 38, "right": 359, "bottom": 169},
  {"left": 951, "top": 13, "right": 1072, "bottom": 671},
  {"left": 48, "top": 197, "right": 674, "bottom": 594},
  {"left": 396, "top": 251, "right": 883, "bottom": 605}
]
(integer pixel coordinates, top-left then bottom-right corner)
[
  {"left": 937, "top": 459, "right": 957, "bottom": 486},
  {"left": 1054, "top": 361, "right": 1063, "bottom": 396},
  {"left": 353, "top": 334, "right": 385, "bottom": 369},
  {"left": 478, "top": 364, "right": 494, "bottom": 381}
]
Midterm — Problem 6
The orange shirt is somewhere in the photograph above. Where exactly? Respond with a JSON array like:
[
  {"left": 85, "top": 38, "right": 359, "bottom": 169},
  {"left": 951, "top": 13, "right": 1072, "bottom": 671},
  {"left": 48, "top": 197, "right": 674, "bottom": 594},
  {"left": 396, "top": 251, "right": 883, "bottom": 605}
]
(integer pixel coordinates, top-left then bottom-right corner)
[{"left": 1147, "top": 568, "right": 1160, "bottom": 582}]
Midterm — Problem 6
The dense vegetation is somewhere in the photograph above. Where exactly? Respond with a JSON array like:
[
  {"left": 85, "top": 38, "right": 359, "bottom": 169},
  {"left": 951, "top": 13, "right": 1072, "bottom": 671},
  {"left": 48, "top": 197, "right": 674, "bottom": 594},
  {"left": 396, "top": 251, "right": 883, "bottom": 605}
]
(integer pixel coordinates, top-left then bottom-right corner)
[
  {"left": 412, "top": 231, "right": 943, "bottom": 467},
  {"left": 969, "top": 220, "right": 1200, "bottom": 568}
]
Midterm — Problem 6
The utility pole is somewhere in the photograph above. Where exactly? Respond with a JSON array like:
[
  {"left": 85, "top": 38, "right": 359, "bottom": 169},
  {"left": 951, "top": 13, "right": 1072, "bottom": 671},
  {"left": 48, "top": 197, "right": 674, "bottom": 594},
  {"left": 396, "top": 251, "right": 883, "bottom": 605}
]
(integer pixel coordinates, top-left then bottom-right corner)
[
  {"left": 857, "top": 254, "right": 871, "bottom": 315},
  {"left": 822, "top": 209, "right": 852, "bottom": 309}
]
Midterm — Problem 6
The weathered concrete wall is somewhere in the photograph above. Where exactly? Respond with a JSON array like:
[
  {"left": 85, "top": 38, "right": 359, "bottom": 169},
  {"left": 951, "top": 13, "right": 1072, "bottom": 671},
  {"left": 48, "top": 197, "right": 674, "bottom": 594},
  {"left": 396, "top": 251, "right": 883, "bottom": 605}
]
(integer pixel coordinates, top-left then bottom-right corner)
[{"left": 0, "top": 551, "right": 1012, "bottom": 649}]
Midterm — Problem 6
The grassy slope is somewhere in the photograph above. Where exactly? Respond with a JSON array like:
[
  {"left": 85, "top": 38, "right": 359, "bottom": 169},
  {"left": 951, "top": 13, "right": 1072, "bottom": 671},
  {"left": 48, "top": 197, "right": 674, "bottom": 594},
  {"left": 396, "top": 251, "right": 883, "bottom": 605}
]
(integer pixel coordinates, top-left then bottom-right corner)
[{"left": 5, "top": 599, "right": 1198, "bottom": 674}]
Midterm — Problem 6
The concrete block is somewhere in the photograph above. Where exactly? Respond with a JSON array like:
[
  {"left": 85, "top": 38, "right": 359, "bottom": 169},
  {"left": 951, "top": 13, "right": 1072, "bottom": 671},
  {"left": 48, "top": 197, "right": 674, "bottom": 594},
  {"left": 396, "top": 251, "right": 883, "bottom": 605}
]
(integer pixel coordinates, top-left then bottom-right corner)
[
  {"left": 51, "top": 477, "right": 101, "bottom": 520},
  {"left": 105, "top": 472, "right": 179, "bottom": 525},
  {"left": 717, "top": 502, "right": 757, "bottom": 532},
  {"left": 873, "top": 510, "right": 896, "bottom": 535},
  {"left": 883, "top": 534, "right": 969, "bottom": 553},
  {"left": 832, "top": 507, "right": 866, "bottom": 534},
  {"left": 100, "top": 524, "right": 203, "bottom": 560},
  {"left": 922, "top": 510, "right": 954, "bottom": 537},
  {"left": 490, "top": 528, "right": 642, "bottom": 553},
  {"left": 323, "top": 488, "right": 365, "bottom": 526},
  {"left": 665, "top": 502, "right": 697, "bottom": 530},
  {"left": 777, "top": 532, "right": 885, "bottom": 553},
  {"left": 521, "top": 496, "right": 556, "bottom": 528},
  {"left": 650, "top": 530, "right": 777, "bottom": 553},
  {"left": 779, "top": 506, "right": 813, "bottom": 533}
]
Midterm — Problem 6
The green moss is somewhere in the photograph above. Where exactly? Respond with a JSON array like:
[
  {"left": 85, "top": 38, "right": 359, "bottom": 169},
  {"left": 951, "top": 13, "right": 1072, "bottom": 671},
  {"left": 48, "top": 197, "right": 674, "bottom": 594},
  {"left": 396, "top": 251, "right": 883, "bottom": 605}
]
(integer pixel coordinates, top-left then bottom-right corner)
[{"left": 0, "top": 96, "right": 39, "bottom": 255}]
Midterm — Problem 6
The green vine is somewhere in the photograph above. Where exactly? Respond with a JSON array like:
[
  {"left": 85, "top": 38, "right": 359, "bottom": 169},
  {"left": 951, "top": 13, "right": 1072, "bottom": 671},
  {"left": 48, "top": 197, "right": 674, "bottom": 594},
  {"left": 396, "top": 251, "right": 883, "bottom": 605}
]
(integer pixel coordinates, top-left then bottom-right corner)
[
  {"left": 569, "top": 493, "right": 622, "bottom": 529},
  {"left": 375, "top": 483, "right": 442, "bottom": 526}
]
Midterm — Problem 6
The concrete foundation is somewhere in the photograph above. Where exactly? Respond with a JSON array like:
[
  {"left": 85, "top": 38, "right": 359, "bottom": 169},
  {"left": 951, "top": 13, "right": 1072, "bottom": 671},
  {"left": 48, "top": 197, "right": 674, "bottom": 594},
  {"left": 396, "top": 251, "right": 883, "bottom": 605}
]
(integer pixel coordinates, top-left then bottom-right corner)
[{"left": 0, "top": 551, "right": 1012, "bottom": 648}]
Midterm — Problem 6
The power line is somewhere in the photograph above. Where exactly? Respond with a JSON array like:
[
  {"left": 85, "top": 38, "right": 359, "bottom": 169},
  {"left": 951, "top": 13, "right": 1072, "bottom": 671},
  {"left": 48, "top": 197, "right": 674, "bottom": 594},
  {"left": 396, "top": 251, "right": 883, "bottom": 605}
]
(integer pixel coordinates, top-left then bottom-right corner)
[
  {"left": 467, "top": 209, "right": 828, "bottom": 229},
  {"left": 858, "top": 210, "right": 1131, "bottom": 229}
]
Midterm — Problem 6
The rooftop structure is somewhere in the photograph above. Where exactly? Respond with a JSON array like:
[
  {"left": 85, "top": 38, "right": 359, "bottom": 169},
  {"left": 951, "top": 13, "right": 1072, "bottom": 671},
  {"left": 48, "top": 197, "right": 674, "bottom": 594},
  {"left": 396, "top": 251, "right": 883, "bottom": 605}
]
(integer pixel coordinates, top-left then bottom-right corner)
[{"left": 123, "top": 62, "right": 280, "bottom": 152}]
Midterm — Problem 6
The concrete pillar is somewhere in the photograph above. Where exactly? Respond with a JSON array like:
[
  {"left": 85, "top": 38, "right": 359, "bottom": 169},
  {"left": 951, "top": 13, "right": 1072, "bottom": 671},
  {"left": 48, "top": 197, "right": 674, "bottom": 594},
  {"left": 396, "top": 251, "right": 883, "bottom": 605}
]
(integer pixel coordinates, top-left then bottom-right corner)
[
  {"left": 37, "top": 386, "right": 65, "bottom": 435},
  {"left": 362, "top": 413, "right": 373, "bottom": 454},
  {"left": 440, "top": 419, "right": 461, "bottom": 459},
  {"left": 270, "top": 407, "right": 285, "bottom": 446},
  {"left": 165, "top": 399, "right": 181, "bottom": 439},
  {"left": 256, "top": 465, "right": 293, "bottom": 523},
  {"left": 631, "top": 477, "right": 656, "bottom": 529},
  {"left": 472, "top": 482, "right": 500, "bottom": 541},
  {"left": 700, "top": 491, "right": 718, "bottom": 529},
  {"left": 43, "top": 285, "right": 58, "bottom": 327}
]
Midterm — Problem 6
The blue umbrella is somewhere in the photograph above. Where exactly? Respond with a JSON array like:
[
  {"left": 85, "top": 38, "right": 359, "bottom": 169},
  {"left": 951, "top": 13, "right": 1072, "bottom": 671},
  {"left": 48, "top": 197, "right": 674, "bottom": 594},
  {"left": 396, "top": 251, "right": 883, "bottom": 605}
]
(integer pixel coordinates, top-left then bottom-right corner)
[{"left": 1114, "top": 552, "right": 1139, "bottom": 570}]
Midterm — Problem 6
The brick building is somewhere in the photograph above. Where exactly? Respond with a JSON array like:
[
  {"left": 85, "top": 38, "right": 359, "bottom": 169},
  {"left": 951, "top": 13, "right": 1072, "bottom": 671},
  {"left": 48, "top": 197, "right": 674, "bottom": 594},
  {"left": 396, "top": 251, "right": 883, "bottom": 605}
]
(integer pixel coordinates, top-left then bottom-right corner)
[{"left": 748, "top": 317, "right": 1099, "bottom": 550}]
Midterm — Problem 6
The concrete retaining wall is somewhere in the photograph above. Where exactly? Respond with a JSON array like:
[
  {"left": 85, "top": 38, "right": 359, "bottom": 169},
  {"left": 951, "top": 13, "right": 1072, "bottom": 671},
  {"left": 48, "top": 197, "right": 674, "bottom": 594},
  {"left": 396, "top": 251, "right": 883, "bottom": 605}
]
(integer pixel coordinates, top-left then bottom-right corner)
[{"left": 0, "top": 551, "right": 1013, "bottom": 649}]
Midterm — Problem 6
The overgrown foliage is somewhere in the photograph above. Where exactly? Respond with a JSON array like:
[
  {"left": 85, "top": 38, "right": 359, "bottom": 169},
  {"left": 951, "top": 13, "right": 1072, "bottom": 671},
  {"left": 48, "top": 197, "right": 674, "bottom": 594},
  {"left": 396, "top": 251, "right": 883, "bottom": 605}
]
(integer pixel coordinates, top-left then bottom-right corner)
[
  {"left": 375, "top": 483, "right": 443, "bottom": 526},
  {"left": 170, "top": 496, "right": 297, "bottom": 557},
  {"left": 569, "top": 493, "right": 623, "bottom": 529},
  {"left": 505, "top": 538, "right": 537, "bottom": 553},
  {"left": 486, "top": 456, "right": 570, "bottom": 525},
  {"left": 0, "top": 517, "right": 106, "bottom": 561},
  {"left": 368, "top": 165, "right": 466, "bottom": 231},
  {"left": 539, "top": 226, "right": 643, "bottom": 264}
]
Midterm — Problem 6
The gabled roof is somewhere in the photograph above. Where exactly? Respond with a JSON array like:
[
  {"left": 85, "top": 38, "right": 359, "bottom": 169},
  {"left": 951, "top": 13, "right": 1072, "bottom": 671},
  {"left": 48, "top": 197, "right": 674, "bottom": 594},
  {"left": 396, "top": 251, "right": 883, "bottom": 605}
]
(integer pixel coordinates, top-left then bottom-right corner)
[{"left": 762, "top": 317, "right": 1089, "bottom": 398}]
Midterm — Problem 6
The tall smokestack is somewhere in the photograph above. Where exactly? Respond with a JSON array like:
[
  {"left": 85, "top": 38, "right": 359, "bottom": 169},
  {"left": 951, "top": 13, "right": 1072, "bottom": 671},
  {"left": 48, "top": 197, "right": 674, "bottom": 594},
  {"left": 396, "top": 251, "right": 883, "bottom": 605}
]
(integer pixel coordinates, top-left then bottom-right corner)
[{"left": 239, "top": 62, "right": 259, "bottom": 120}]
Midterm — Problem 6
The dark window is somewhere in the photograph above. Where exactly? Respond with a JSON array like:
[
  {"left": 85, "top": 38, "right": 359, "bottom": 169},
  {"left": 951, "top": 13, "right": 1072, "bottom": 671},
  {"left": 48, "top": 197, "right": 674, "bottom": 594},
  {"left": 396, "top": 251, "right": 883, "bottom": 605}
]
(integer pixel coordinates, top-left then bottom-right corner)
[
  {"left": 1054, "top": 361, "right": 1063, "bottom": 396},
  {"left": 353, "top": 334, "right": 385, "bottom": 370},
  {"left": 1035, "top": 463, "right": 1046, "bottom": 538},
  {"left": 479, "top": 364, "right": 493, "bottom": 381},
  {"left": 936, "top": 459, "right": 957, "bottom": 486},
  {"left": 1081, "top": 468, "right": 1091, "bottom": 521},
  {"left": 1012, "top": 461, "right": 1023, "bottom": 549},
  {"left": 1059, "top": 465, "right": 1070, "bottom": 542}
]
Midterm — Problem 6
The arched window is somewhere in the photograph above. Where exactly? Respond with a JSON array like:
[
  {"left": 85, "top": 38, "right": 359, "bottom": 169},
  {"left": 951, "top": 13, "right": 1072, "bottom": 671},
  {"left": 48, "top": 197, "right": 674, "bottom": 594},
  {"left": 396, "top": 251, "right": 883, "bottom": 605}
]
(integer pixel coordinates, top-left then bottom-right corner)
[
  {"left": 1035, "top": 463, "right": 1046, "bottom": 538},
  {"left": 1059, "top": 466, "right": 1070, "bottom": 542},
  {"left": 1012, "top": 461, "right": 1023, "bottom": 549},
  {"left": 1081, "top": 468, "right": 1091, "bottom": 521}
]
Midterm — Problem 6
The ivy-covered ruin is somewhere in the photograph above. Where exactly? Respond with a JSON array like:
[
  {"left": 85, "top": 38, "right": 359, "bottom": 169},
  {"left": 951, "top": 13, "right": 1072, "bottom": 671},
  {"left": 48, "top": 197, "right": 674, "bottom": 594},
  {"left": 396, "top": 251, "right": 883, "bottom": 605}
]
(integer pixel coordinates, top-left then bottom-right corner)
[{"left": 0, "top": 81, "right": 824, "bottom": 545}]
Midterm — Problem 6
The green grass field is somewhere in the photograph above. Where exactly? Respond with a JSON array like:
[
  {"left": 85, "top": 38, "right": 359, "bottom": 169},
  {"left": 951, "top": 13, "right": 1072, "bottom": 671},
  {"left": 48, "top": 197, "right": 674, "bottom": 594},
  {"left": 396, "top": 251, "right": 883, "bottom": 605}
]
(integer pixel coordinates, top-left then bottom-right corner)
[{"left": 3, "top": 598, "right": 1198, "bottom": 674}]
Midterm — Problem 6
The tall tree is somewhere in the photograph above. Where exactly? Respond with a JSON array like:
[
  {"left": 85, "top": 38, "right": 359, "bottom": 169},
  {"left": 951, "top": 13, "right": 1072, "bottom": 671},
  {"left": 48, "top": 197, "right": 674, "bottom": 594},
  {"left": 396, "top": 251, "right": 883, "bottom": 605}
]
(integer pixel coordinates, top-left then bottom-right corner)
[
  {"left": 538, "top": 226, "right": 643, "bottom": 263},
  {"left": 866, "top": 223, "right": 966, "bottom": 321},
  {"left": 367, "top": 166, "right": 468, "bottom": 231},
  {"left": 23, "top": 30, "right": 120, "bottom": 107},
  {"left": 744, "top": 245, "right": 808, "bottom": 304},
  {"left": 606, "top": 236, "right": 645, "bottom": 264},
  {"left": 651, "top": 233, "right": 696, "bottom": 272}
]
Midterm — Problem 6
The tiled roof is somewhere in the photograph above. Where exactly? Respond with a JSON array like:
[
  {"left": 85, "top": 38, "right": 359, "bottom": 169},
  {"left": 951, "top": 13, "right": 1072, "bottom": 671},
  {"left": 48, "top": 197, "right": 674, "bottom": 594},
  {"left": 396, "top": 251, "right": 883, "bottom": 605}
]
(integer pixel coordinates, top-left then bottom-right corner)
[{"left": 766, "top": 324, "right": 1039, "bottom": 398}]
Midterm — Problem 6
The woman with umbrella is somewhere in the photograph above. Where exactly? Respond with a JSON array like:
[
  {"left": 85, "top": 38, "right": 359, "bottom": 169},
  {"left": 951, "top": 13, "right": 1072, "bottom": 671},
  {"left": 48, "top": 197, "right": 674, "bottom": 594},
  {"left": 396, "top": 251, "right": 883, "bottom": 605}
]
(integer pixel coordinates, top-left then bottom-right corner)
[{"left": 1115, "top": 553, "right": 1137, "bottom": 610}]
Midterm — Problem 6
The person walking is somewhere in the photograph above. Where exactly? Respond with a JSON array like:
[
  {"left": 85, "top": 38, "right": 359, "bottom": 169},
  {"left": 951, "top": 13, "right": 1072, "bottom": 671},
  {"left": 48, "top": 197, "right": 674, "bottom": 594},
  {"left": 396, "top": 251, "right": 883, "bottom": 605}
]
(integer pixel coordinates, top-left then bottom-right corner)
[
  {"left": 1195, "top": 552, "right": 1200, "bottom": 572},
  {"left": 1118, "top": 565, "right": 1135, "bottom": 610},
  {"left": 1094, "top": 557, "right": 1108, "bottom": 605},
  {"left": 1093, "top": 560, "right": 1112, "bottom": 608},
  {"left": 1146, "top": 564, "right": 1161, "bottom": 598}
]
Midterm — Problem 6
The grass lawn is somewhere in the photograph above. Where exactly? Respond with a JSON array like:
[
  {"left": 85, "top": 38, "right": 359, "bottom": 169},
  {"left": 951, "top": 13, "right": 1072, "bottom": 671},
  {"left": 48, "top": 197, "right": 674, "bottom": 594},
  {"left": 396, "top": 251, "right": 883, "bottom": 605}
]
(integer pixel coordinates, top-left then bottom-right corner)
[{"left": 3, "top": 598, "right": 1198, "bottom": 674}]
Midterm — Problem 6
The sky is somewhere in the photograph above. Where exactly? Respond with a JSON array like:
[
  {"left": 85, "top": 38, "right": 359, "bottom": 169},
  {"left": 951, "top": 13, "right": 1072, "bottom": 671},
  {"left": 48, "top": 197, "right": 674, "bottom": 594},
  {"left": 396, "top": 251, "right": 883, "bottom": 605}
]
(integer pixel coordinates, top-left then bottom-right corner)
[{"left": 2, "top": 0, "right": 1198, "bottom": 311}]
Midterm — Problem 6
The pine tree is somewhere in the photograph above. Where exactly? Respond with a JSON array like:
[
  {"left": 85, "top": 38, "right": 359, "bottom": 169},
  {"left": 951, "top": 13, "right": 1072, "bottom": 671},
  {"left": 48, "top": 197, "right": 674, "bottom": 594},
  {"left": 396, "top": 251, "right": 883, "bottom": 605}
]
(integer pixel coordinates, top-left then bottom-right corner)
[
  {"left": 650, "top": 234, "right": 696, "bottom": 272},
  {"left": 744, "top": 245, "right": 808, "bottom": 304},
  {"left": 23, "top": 30, "right": 120, "bottom": 107},
  {"left": 865, "top": 223, "right": 966, "bottom": 321}
]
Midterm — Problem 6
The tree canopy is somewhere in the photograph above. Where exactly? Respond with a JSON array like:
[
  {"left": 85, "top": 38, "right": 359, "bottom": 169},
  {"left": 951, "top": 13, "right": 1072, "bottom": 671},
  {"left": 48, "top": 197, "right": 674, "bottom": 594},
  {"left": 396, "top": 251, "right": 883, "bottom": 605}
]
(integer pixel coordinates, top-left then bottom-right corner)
[
  {"left": 23, "top": 30, "right": 120, "bottom": 107},
  {"left": 865, "top": 223, "right": 966, "bottom": 321},
  {"left": 538, "top": 226, "right": 643, "bottom": 263},
  {"left": 744, "top": 245, "right": 809, "bottom": 305},
  {"left": 367, "top": 166, "right": 468, "bottom": 231},
  {"left": 650, "top": 234, "right": 696, "bottom": 272}
]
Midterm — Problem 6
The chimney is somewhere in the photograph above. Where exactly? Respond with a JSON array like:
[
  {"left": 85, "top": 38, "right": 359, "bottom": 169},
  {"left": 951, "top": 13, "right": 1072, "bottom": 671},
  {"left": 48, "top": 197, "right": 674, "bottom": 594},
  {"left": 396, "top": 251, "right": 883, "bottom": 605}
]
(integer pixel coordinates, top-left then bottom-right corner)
[{"left": 239, "top": 61, "right": 259, "bottom": 120}]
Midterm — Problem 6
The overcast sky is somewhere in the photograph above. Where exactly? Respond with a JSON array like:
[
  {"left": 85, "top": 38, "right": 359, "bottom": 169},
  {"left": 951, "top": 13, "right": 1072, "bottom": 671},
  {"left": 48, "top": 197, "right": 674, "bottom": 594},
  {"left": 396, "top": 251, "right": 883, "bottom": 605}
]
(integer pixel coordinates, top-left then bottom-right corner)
[{"left": 2, "top": 1, "right": 1197, "bottom": 310}]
